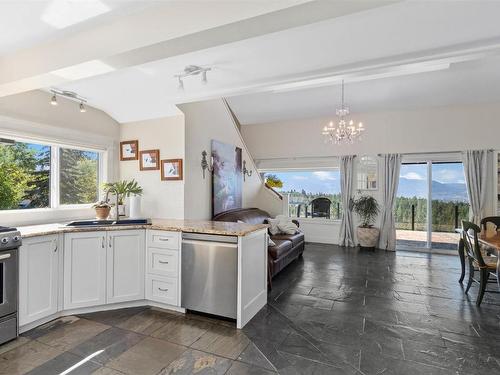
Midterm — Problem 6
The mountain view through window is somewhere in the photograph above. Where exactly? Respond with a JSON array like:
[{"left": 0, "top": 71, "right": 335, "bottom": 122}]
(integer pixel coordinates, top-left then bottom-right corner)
[{"left": 264, "top": 170, "right": 341, "bottom": 219}]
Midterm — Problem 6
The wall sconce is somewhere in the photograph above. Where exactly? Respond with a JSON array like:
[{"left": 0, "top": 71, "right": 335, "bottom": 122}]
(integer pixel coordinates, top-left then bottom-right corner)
[
  {"left": 201, "top": 150, "right": 213, "bottom": 179},
  {"left": 243, "top": 160, "right": 253, "bottom": 181}
]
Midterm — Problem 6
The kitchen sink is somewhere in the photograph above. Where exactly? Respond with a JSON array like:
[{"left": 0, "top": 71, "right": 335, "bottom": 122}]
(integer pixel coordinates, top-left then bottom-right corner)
[{"left": 66, "top": 219, "right": 151, "bottom": 227}]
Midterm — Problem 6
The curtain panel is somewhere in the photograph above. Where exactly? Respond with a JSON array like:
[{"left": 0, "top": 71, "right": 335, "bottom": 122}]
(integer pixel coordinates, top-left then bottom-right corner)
[
  {"left": 339, "top": 155, "right": 356, "bottom": 247},
  {"left": 462, "top": 150, "right": 492, "bottom": 225},
  {"left": 378, "top": 154, "right": 402, "bottom": 251}
]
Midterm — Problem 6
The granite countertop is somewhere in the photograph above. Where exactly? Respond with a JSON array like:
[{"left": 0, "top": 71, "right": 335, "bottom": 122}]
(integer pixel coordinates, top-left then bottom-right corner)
[{"left": 18, "top": 219, "right": 268, "bottom": 238}]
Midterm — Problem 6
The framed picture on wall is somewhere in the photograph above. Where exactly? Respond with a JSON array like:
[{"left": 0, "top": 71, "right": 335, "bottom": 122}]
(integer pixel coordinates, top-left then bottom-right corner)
[
  {"left": 211, "top": 139, "right": 242, "bottom": 217},
  {"left": 120, "top": 140, "right": 139, "bottom": 161},
  {"left": 161, "top": 159, "right": 183, "bottom": 181},
  {"left": 139, "top": 149, "right": 160, "bottom": 170}
]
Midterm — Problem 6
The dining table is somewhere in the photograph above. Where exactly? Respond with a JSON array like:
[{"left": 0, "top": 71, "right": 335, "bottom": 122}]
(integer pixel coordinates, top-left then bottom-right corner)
[{"left": 458, "top": 229, "right": 500, "bottom": 283}]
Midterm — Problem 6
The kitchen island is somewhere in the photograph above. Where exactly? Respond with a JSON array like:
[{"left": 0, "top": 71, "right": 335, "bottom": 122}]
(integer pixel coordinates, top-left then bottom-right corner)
[{"left": 17, "top": 219, "right": 268, "bottom": 332}]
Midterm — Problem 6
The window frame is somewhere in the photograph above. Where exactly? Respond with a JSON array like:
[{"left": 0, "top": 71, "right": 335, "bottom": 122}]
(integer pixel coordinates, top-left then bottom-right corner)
[
  {"left": 0, "top": 135, "right": 106, "bottom": 212},
  {"left": 261, "top": 167, "right": 342, "bottom": 222}
]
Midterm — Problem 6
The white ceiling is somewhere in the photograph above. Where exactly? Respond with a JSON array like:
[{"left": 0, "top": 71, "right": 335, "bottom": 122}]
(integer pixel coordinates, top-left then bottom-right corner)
[
  {"left": 0, "top": 0, "right": 153, "bottom": 56},
  {"left": 3, "top": 1, "right": 500, "bottom": 123},
  {"left": 227, "top": 56, "right": 500, "bottom": 125}
]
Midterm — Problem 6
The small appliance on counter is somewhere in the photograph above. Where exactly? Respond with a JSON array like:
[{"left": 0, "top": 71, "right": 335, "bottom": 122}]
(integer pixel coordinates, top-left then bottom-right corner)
[{"left": 0, "top": 226, "right": 20, "bottom": 345}]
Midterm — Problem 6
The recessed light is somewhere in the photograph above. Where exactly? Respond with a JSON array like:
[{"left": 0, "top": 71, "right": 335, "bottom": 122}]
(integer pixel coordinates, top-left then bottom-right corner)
[{"left": 41, "top": 0, "right": 110, "bottom": 29}]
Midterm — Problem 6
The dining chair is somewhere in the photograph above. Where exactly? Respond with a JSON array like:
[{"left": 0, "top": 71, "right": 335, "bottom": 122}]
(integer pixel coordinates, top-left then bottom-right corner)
[
  {"left": 462, "top": 220, "right": 500, "bottom": 306},
  {"left": 480, "top": 216, "right": 500, "bottom": 232}
]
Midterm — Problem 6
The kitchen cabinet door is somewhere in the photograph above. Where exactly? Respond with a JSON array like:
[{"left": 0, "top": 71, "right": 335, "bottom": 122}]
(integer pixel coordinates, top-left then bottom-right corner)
[
  {"left": 106, "top": 230, "right": 145, "bottom": 303},
  {"left": 19, "top": 235, "right": 59, "bottom": 326},
  {"left": 64, "top": 231, "right": 106, "bottom": 309}
]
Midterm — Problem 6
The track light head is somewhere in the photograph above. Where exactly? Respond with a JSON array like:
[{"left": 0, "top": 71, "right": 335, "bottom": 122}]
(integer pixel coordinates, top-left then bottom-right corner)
[
  {"left": 51, "top": 94, "right": 58, "bottom": 106},
  {"left": 201, "top": 70, "right": 207, "bottom": 85},
  {"left": 79, "top": 102, "right": 86, "bottom": 113}
]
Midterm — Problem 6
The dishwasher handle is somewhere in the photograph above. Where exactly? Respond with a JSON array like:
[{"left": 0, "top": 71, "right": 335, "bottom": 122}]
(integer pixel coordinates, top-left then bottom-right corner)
[
  {"left": 182, "top": 239, "right": 237, "bottom": 248},
  {"left": 182, "top": 233, "right": 238, "bottom": 244}
]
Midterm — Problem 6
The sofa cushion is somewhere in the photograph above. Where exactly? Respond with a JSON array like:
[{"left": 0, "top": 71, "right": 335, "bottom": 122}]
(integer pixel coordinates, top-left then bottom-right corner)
[
  {"left": 271, "top": 232, "right": 304, "bottom": 247},
  {"left": 268, "top": 239, "right": 293, "bottom": 260},
  {"left": 213, "top": 208, "right": 270, "bottom": 225}
]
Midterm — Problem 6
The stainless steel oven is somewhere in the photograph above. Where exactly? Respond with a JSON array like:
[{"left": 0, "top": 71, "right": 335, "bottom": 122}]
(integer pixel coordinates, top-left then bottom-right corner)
[{"left": 0, "top": 227, "right": 20, "bottom": 346}]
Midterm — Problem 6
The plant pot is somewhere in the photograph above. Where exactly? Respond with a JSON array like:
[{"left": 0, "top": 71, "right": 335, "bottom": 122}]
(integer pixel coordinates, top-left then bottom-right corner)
[
  {"left": 95, "top": 206, "right": 111, "bottom": 220},
  {"left": 357, "top": 226, "right": 380, "bottom": 248},
  {"left": 118, "top": 204, "right": 126, "bottom": 217}
]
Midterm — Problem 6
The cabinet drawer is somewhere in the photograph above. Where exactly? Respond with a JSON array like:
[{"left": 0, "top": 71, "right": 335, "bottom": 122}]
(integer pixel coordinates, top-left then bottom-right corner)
[
  {"left": 147, "top": 248, "right": 178, "bottom": 277},
  {"left": 147, "top": 230, "right": 179, "bottom": 250},
  {"left": 145, "top": 275, "right": 178, "bottom": 306}
]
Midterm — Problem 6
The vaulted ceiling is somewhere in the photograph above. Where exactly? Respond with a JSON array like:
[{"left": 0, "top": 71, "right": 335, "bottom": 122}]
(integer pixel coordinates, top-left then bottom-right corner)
[{"left": 2, "top": 1, "right": 500, "bottom": 123}]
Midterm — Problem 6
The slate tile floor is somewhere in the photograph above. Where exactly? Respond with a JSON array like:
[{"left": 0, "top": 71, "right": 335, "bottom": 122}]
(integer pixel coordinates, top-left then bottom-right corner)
[{"left": 1, "top": 243, "right": 500, "bottom": 374}]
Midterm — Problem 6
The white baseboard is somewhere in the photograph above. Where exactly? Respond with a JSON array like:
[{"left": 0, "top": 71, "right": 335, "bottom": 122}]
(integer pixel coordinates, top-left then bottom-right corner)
[{"left": 19, "top": 300, "right": 184, "bottom": 333}]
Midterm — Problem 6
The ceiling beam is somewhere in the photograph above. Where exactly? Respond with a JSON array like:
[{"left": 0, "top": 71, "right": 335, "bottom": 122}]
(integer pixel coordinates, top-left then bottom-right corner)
[{"left": 0, "top": 0, "right": 398, "bottom": 97}]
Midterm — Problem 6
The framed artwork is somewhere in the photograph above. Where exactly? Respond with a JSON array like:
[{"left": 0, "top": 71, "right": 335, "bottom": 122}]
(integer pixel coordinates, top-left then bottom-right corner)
[
  {"left": 161, "top": 159, "right": 183, "bottom": 181},
  {"left": 211, "top": 139, "right": 242, "bottom": 217},
  {"left": 139, "top": 149, "right": 160, "bottom": 170},
  {"left": 120, "top": 140, "right": 139, "bottom": 161}
]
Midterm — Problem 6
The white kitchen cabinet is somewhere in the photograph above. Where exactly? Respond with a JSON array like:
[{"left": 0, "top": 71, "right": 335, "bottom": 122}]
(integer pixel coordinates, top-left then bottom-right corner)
[
  {"left": 106, "top": 230, "right": 145, "bottom": 303},
  {"left": 19, "top": 235, "right": 59, "bottom": 326},
  {"left": 147, "top": 247, "right": 178, "bottom": 278},
  {"left": 145, "top": 274, "right": 178, "bottom": 306},
  {"left": 64, "top": 231, "right": 107, "bottom": 309}
]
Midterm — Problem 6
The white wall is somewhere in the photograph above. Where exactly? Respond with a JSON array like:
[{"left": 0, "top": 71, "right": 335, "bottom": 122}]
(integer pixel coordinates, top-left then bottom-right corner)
[
  {"left": 0, "top": 90, "right": 120, "bottom": 226},
  {"left": 241, "top": 102, "right": 500, "bottom": 159},
  {"left": 119, "top": 116, "right": 185, "bottom": 219},
  {"left": 241, "top": 102, "right": 500, "bottom": 245},
  {"left": 178, "top": 99, "right": 267, "bottom": 220}
]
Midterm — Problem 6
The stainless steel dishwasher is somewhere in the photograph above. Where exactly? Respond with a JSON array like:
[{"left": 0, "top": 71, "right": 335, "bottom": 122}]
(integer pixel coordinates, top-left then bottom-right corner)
[{"left": 181, "top": 233, "right": 238, "bottom": 319}]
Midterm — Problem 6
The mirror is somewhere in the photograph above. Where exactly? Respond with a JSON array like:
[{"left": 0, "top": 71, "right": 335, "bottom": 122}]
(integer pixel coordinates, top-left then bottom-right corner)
[{"left": 357, "top": 155, "right": 378, "bottom": 190}]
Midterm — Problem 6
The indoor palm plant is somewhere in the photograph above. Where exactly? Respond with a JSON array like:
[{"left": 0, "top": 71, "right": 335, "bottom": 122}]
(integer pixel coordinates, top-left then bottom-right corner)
[
  {"left": 101, "top": 179, "right": 143, "bottom": 217},
  {"left": 351, "top": 195, "right": 380, "bottom": 249}
]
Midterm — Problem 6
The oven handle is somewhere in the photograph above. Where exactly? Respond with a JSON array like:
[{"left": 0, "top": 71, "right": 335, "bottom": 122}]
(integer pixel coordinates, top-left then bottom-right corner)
[{"left": 0, "top": 253, "right": 11, "bottom": 261}]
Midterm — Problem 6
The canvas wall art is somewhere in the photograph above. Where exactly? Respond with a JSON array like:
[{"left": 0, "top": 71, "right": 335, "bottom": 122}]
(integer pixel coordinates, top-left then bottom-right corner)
[{"left": 211, "top": 140, "right": 242, "bottom": 217}]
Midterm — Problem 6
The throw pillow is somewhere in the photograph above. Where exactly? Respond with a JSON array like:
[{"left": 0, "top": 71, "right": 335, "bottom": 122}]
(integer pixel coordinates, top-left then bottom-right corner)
[
  {"left": 267, "top": 218, "right": 280, "bottom": 235},
  {"left": 268, "top": 235, "right": 276, "bottom": 247},
  {"left": 277, "top": 219, "right": 298, "bottom": 235}
]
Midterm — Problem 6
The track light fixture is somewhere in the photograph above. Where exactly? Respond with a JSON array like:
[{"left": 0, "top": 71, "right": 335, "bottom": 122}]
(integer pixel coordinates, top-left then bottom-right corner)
[
  {"left": 174, "top": 65, "right": 211, "bottom": 90},
  {"left": 49, "top": 88, "right": 87, "bottom": 113}
]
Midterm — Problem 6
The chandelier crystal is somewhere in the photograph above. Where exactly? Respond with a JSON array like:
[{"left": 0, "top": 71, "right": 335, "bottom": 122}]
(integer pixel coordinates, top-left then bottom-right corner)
[{"left": 322, "top": 80, "right": 364, "bottom": 144}]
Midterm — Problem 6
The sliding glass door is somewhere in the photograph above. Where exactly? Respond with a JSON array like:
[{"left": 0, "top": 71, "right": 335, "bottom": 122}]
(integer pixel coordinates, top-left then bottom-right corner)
[
  {"left": 396, "top": 159, "right": 469, "bottom": 252},
  {"left": 395, "top": 163, "right": 429, "bottom": 249}
]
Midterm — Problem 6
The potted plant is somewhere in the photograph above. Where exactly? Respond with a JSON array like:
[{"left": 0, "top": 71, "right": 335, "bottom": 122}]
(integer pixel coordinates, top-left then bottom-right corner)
[
  {"left": 92, "top": 183, "right": 116, "bottom": 219},
  {"left": 103, "top": 180, "right": 143, "bottom": 217},
  {"left": 351, "top": 195, "right": 380, "bottom": 249},
  {"left": 92, "top": 201, "right": 113, "bottom": 220}
]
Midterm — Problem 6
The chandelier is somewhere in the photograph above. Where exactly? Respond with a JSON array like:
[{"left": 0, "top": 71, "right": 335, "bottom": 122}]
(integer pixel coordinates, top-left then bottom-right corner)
[{"left": 322, "top": 80, "right": 364, "bottom": 144}]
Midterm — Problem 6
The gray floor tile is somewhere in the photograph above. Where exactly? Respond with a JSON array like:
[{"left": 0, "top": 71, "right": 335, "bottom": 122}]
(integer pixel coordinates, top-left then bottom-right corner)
[
  {"left": 159, "top": 348, "right": 232, "bottom": 374},
  {"left": 69, "top": 327, "right": 145, "bottom": 365},
  {"left": 26, "top": 351, "right": 101, "bottom": 375}
]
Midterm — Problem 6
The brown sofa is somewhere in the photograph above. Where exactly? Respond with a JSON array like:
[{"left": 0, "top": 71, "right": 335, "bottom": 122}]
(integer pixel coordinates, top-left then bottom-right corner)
[{"left": 212, "top": 208, "right": 305, "bottom": 280}]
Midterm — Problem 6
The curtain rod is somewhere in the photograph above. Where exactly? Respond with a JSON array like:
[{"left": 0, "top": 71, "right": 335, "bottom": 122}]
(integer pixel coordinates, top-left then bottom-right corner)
[{"left": 378, "top": 149, "right": 494, "bottom": 157}]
